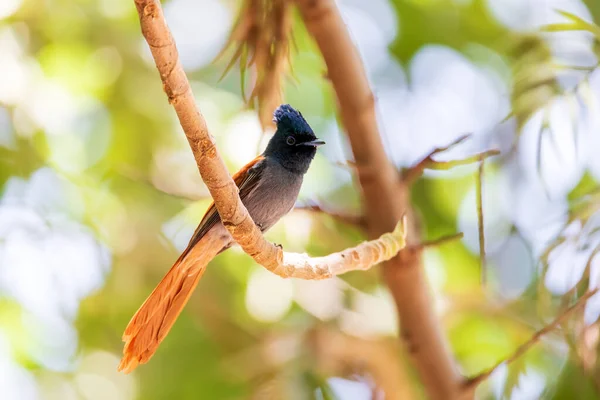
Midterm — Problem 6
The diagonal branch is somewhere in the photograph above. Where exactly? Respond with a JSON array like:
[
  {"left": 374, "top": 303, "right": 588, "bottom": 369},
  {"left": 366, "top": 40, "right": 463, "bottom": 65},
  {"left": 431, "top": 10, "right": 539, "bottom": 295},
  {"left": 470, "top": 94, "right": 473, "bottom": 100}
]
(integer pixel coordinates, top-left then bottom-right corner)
[
  {"left": 133, "top": 0, "right": 406, "bottom": 279},
  {"left": 408, "top": 232, "right": 464, "bottom": 252},
  {"left": 402, "top": 134, "right": 500, "bottom": 185},
  {"left": 295, "top": 200, "right": 366, "bottom": 228},
  {"left": 294, "top": 0, "right": 461, "bottom": 398},
  {"left": 463, "top": 289, "right": 599, "bottom": 391}
]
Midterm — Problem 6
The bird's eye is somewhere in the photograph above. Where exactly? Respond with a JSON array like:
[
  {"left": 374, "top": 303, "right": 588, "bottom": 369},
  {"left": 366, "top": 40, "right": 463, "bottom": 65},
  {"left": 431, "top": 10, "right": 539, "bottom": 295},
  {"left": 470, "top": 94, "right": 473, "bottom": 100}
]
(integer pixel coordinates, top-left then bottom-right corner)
[{"left": 286, "top": 136, "right": 296, "bottom": 146}]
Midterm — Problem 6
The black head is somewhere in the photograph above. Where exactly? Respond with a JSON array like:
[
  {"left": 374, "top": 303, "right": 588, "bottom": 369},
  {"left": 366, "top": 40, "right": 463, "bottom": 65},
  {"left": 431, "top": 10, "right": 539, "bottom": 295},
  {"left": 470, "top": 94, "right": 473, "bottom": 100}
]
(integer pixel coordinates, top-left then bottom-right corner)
[{"left": 263, "top": 104, "right": 325, "bottom": 174}]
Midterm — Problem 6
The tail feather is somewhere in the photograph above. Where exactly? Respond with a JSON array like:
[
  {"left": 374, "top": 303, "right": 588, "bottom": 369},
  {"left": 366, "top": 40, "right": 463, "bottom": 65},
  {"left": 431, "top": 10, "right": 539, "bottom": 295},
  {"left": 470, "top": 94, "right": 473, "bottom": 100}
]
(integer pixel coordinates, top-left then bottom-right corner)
[{"left": 118, "top": 234, "right": 225, "bottom": 373}]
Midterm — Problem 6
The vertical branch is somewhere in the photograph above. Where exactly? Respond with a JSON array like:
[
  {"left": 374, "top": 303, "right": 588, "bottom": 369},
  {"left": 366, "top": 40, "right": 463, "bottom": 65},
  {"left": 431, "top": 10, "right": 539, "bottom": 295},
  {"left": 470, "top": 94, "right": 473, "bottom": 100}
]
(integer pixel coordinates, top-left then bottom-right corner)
[
  {"left": 476, "top": 157, "right": 486, "bottom": 286},
  {"left": 294, "top": 0, "right": 461, "bottom": 398}
]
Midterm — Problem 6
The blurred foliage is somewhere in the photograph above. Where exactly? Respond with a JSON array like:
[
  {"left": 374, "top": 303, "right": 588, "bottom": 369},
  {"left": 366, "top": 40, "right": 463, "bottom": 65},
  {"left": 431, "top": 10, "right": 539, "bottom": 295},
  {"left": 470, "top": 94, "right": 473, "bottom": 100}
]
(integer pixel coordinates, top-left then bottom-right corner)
[{"left": 1, "top": 0, "right": 600, "bottom": 399}]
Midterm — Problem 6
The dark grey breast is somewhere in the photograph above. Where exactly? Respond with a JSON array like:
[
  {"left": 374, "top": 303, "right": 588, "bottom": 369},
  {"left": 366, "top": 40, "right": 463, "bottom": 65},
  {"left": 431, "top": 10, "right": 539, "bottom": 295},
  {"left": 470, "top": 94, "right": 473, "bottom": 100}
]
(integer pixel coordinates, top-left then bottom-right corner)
[{"left": 243, "top": 157, "right": 304, "bottom": 233}]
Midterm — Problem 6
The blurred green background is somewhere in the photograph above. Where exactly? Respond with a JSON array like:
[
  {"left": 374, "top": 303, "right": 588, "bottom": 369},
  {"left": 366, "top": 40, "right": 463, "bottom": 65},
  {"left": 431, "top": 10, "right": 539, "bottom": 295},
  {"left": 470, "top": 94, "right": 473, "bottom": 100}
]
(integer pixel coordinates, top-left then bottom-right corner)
[{"left": 1, "top": 0, "right": 600, "bottom": 399}]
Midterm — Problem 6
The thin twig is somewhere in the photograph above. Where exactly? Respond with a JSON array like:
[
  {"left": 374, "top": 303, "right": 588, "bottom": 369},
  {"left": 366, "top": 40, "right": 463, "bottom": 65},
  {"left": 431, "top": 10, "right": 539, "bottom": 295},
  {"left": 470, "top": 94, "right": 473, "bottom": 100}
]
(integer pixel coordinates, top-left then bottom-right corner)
[
  {"left": 476, "top": 157, "right": 486, "bottom": 286},
  {"left": 463, "top": 289, "right": 599, "bottom": 389},
  {"left": 295, "top": 200, "right": 366, "bottom": 228},
  {"left": 408, "top": 232, "right": 464, "bottom": 252},
  {"left": 402, "top": 133, "right": 500, "bottom": 184},
  {"left": 133, "top": 0, "right": 407, "bottom": 280},
  {"left": 333, "top": 160, "right": 357, "bottom": 171},
  {"left": 116, "top": 166, "right": 205, "bottom": 202},
  {"left": 427, "top": 150, "right": 501, "bottom": 171}
]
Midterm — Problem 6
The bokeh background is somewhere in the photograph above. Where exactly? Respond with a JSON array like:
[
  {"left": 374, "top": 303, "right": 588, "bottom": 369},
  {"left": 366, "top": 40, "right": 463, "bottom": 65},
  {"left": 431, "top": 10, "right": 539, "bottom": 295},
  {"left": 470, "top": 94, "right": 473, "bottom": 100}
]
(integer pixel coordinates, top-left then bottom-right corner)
[{"left": 1, "top": 0, "right": 600, "bottom": 398}]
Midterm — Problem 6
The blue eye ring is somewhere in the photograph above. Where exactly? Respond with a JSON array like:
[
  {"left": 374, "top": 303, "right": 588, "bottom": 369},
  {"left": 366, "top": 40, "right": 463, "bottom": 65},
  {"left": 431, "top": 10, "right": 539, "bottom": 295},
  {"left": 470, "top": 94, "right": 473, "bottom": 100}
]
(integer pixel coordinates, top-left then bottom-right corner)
[{"left": 286, "top": 136, "right": 296, "bottom": 146}]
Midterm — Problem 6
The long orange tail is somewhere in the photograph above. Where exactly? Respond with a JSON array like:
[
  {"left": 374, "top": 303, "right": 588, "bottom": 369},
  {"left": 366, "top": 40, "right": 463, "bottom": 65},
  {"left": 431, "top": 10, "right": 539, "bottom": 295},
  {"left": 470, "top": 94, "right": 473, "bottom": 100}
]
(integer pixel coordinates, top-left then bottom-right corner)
[{"left": 118, "top": 233, "right": 225, "bottom": 373}]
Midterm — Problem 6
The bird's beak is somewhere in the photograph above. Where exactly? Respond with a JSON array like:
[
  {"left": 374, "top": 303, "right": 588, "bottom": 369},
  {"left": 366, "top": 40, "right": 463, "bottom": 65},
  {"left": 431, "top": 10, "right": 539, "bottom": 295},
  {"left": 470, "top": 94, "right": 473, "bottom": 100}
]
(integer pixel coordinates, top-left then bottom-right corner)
[{"left": 298, "top": 139, "right": 326, "bottom": 147}]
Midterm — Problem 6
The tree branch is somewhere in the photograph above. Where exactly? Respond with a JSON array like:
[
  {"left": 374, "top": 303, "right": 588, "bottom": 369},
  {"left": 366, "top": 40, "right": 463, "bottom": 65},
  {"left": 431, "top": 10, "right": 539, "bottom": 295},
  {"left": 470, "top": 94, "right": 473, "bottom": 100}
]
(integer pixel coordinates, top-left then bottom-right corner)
[
  {"left": 295, "top": 200, "right": 366, "bottom": 229},
  {"left": 408, "top": 232, "right": 464, "bottom": 252},
  {"left": 401, "top": 134, "right": 500, "bottom": 185},
  {"left": 133, "top": 0, "right": 406, "bottom": 279},
  {"left": 476, "top": 157, "right": 486, "bottom": 286},
  {"left": 463, "top": 289, "right": 600, "bottom": 391},
  {"left": 294, "top": 0, "right": 461, "bottom": 398}
]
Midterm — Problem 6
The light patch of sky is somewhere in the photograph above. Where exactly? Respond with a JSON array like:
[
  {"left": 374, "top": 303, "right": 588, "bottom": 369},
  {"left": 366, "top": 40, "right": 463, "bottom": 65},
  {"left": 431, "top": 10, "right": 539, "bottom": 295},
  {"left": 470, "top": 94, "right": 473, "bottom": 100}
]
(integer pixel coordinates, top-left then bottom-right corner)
[
  {"left": 458, "top": 165, "right": 546, "bottom": 298},
  {"left": 300, "top": 152, "right": 342, "bottom": 198},
  {"left": 75, "top": 374, "right": 123, "bottom": 400},
  {"left": 75, "top": 350, "right": 138, "bottom": 400},
  {"left": 282, "top": 212, "right": 313, "bottom": 251},
  {"left": 541, "top": 213, "right": 600, "bottom": 321},
  {"left": 161, "top": 200, "right": 209, "bottom": 253},
  {"left": 489, "top": 0, "right": 598, "bottom": 92},
  {"left": 0, "top": 26, "right": 34, "bottom": 106},
  {"left": 17, "top": 82, "right": 112, "bottom": 173},
  {"left": 0, "top": 168, "right": 111, "bottom": 372},
  {"left": 489, "top": 235, "right": 534, "bottom": 299},
  {"left": 458, "top": 169, "right": 513, "bottom": 255},
  {"left": 0, "top": 331, "right": 39, "bottom": 400},
  {"left": 162, "top": 0, "right": 233, "bottom": 71},
  {"left": 490, "top": 363, "right": 547, "bottom": 400},
  {"left": 518, "top": 98, "right": 586, "bottom": 199},
  {"left": 423, "top": 249, "right": 450, "bottom": 314},
  {"left": 307, "top": 119, "right": 354, "bottom": 190},
  {"left": 342, "top": 0, "right": 398, "bottom": 45},
  {"left": 37, "top": 373, "right": 79, "bottom": 400},
  {"left": 321, "top": 377, "right": 374, "bottom": 400},
  {"left": 339, "top": 0, "right": 397, "bottom": 77},
  {"left": 0, "top": 25, "right": 113, "bottom": 172},
  {"left": 339, "top": 288, "right": 398, "bottom": 337},
  {"left": 245, "top": 267, "right": 294, "bottom": 322},
  {"left": 486, "top": 0, "right": 591, "bottom": 31},
  {"left": 546, "top": 243, "right": 587, "bottom": 292},
  {"left": 551, "top": 32, "right": 597, "bottom": 90},
  {"left": 293, "top": 278, "right": 344, "bottom": 321},
  {"left": 223, "top": 112, "right": 263, "bottom": 167},
  {"left": 23, "top": 313, "right": 78, "bottom": 371},
  {"left": 151, "top": 146, "right": 208, "bottom": 202},
  {"left": 583, "top": 70, "right": 600, "bottom": 180},
  {"left": 505, "top": 176, "right": 568, "bottom": 258},
  {"left": 585, "top": 272, "right": 600, "bottom": 324},
  {"left": 0, "top": 0, "right": 22, "bottom": 19},
  {"left": 26, "top": 82, "right": 79, "bottom": 136},
  {"left": 377, "top": 45, "right": 508, "bottom": 167},
  {"left": 0, "top": 107, "right": 15, "bottom": 149}
]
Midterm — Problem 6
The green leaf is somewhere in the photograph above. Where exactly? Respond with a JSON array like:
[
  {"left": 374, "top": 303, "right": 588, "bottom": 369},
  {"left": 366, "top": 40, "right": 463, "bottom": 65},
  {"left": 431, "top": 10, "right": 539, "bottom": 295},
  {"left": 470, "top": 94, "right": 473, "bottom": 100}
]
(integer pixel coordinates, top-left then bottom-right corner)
[
  {"left": 555, "top": 10, "right": 600, "bottom": 37},
  {"left": 503, "top": 358, "right": 528, "bottom": 399},
  {"left": 550, "top": 357, "right": 600, "bottom": 399},
  {"left": 541, "top": 23, "right": 592, "bottom": 33}
]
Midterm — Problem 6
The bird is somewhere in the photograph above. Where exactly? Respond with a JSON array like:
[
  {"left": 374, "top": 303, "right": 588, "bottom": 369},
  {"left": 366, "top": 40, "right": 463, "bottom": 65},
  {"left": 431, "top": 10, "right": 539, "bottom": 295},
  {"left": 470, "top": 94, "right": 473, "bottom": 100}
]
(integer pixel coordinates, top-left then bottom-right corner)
[{"left": 118, "top": 104, "right": 325, "bottom": 373}]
